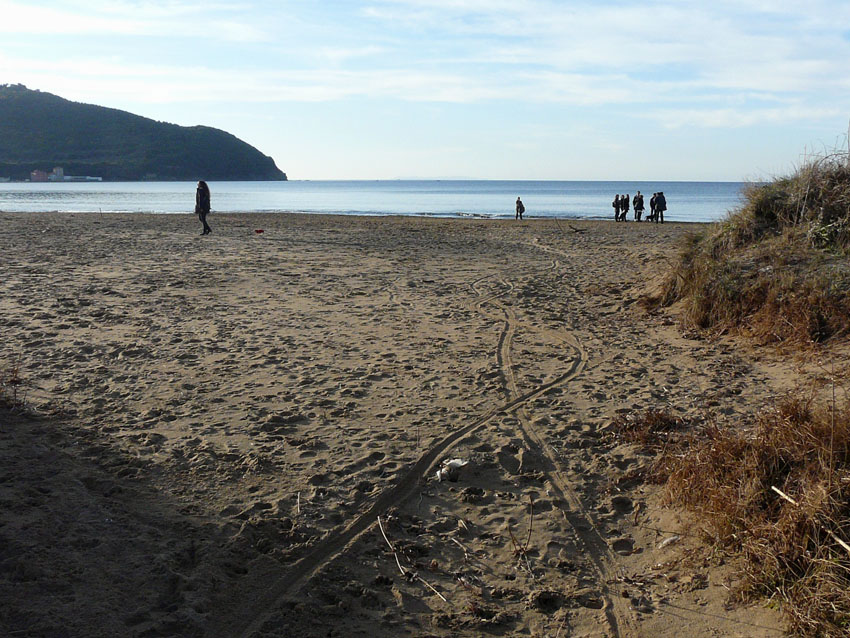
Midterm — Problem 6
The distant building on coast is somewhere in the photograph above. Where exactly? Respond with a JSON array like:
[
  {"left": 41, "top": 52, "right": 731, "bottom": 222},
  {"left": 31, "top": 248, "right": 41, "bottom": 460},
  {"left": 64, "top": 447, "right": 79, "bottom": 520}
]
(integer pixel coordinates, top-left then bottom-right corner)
[{"left": 29, "top": 167, "right": 102, "bottom": 182}]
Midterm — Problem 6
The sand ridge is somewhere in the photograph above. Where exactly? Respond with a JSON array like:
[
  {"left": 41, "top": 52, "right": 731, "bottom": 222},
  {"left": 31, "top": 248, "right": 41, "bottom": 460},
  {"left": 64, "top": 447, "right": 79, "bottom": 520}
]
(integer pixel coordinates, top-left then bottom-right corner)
[{"left": 0, "top": 212, "right": 788, "bottom": 637}]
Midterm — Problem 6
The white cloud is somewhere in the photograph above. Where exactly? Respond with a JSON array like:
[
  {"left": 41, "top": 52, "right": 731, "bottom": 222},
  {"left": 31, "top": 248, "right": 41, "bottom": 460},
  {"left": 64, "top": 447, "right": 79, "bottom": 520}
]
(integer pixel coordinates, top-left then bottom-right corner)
[
  {"left": 0, "top": 0, "right": 271, "bottom": 41},
  {"left": 1, "top": 53, "right": 502, "bottom": 104},
  {"left": 314, "top": 45, "right": 391, "bottom": 66},
  {"left": 652, "top": 104, "right": 843, "bottom": 129},
  {"left": 0, "top": 1, "right": 147, "bottom": 35},
  {"left": 3, "top": 0, "right": 850, "bottom": 146},
  {"left": 362, "top": 0, "right": 850, "bottom": 82}
]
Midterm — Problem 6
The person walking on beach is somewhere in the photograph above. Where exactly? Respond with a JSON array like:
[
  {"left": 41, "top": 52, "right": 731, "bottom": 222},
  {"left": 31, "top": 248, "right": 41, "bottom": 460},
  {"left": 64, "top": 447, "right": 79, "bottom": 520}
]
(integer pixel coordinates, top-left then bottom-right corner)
[
  {"left": 195, "top": 180, "right": 211, "bottom": 235},
  {"left": 612, "top": 194, "right": 621, "bottom": 221},
  {"left": 633, "top": 191, "right": 644, "bottom": 221},
  {"left": 621, "top": 193, "right": 630, "bottom": 221},
  {"left": 649, "top": 193, "right": 657, "bottom": 222},
  {"left": 655, "top": 191, "right": 667, "bottom": 224},
  {"left": 516, "top": 197, "right": 525, "bottom": 220}
]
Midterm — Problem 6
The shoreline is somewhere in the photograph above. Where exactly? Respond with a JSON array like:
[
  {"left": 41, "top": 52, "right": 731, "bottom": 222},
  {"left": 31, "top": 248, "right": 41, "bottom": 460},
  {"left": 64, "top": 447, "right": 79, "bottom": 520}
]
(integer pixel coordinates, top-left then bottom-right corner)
[
  {"left": 0, "top": 180, "right": 745, "bottom": 222},
  {"left": 0, "top": 209, "right": 716, "bottom": 223},
  {"left": 0, "top": 211, "right": 782, "bottom": 637}
]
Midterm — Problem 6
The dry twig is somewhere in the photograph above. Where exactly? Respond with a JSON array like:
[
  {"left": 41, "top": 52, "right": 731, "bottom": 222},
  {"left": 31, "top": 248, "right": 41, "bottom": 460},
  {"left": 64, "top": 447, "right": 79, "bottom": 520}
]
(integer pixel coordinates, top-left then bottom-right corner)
[
  {"left": 377, "top": 516, "right": 447, "bottom": 602},
  {"left": 508, "top": 496, "right": 536, "bottom": 577}
]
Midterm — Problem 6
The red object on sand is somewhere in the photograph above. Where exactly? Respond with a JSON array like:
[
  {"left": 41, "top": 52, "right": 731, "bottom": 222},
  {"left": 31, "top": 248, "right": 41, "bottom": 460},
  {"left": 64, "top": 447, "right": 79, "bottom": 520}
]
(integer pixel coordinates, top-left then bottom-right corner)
[{"left": 255, "top": 229, "right": 264, "bottom": 234}]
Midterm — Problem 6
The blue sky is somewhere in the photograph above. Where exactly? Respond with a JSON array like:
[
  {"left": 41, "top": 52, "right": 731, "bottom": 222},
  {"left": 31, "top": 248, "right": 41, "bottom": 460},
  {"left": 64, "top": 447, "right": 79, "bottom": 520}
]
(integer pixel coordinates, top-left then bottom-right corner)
[{"left": 2, "top": 1, "right": 849, "bottom": 180}]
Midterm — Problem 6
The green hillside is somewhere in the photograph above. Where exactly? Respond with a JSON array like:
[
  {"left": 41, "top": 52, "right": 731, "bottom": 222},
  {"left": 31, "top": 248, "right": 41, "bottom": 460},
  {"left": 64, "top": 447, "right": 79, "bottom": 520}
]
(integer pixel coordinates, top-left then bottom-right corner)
[{"left": 0, "top": 84, "right": 287, "bottom": 181}]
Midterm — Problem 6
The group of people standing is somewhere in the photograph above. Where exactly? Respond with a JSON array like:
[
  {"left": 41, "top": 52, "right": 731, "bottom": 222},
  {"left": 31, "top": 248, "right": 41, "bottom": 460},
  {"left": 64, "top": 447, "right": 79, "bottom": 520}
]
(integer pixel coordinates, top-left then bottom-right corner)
[
  {"left": 516, "top": 191, "right": 667, "bottom": 223},
  {"left": 612, "top": 191, "right": 666, "bottom": 223},
  {"left": 197, "top": 185, "right": 667, "bottom": 233}
]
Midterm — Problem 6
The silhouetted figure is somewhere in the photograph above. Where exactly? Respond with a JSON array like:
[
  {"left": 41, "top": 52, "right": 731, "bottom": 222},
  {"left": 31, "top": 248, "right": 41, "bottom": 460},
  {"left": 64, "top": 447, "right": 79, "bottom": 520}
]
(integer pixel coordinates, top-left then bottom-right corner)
[
  {"left": 516, "top": 197, "right": 525, "bottom": 220},
  {"left": 612, "top": 194, "right": 621, "bottom": 221},
  {"left": 633, "top": 191, "right": 644, "bottom": 221},
  {"left": 655, "top": 191, "right": 667, "bottom": 223},
  {"left": 195, "top": 181, "right": 211, "bottom": 235},
  {"left": 621, "top": 193, "right": 630, "bottom": 221},
  {"left": 649, "top": 192, "right": 658, "bottom": 222}
]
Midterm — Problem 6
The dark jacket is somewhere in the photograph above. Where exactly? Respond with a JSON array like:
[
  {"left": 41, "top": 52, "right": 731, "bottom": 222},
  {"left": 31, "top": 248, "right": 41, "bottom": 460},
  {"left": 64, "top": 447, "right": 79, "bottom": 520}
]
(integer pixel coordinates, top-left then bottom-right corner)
[
  {"left": 634, "top": 194, "right": 644, "bottom": 210},
  {"left": 195, "top": 184, "right": 211, "bottom": 214}
]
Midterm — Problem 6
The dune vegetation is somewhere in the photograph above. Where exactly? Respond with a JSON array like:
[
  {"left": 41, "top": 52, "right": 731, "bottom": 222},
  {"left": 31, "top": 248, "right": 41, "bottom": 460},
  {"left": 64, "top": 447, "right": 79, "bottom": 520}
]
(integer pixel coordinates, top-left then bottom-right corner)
[
  {"left": 662, "top": 152, "right": 850, "bottom": 344},
  {"left": 648, "top": 152, "right": 850, "bottom": 636}
]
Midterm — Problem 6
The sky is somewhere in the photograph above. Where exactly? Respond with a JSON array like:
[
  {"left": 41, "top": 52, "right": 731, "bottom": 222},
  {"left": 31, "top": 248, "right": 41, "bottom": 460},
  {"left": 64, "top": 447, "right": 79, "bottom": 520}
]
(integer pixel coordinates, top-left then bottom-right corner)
[{"left": 2, "top": 1, "right": 850, "bottom": 181}]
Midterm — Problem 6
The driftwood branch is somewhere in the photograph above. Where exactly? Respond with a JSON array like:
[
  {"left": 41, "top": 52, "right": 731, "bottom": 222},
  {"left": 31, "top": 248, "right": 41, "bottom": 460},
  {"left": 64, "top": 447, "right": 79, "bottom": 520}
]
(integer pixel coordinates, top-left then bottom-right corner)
[{"left": 554, "top": 219, "right": 587, "bottom": 236}]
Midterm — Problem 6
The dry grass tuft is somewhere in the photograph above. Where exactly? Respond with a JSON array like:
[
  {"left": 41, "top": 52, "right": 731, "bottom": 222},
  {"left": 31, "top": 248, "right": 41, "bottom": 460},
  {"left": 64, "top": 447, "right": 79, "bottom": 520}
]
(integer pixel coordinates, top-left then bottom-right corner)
[
  {"left": 608, "top": 408, "right": 687, "bottom": 450},
  {"left": 660, "top": 152, "right": 850, "bottom": 344},
  {"left": 657, "top": 393, "right": 850, "bottom": 636},
  {"left": 1, "top": 357, "right": 28, "bottom": 413},
  {"left": 639, "top": 152, "right": 850, "bottom": 632}
]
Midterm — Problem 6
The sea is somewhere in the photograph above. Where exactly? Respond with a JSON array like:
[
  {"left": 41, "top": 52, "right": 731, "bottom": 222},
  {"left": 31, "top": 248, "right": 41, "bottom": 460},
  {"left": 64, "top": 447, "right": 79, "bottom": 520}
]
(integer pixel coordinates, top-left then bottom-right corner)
[{"left": 0, "top": 180, "right": 749, "bottom": 223}]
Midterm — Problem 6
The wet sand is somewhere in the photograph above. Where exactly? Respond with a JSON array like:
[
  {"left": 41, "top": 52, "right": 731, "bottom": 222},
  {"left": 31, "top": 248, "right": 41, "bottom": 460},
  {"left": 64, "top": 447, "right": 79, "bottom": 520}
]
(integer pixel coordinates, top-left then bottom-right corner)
[{"left": 0, "top": 212, "right": 789, "bottom": 637}]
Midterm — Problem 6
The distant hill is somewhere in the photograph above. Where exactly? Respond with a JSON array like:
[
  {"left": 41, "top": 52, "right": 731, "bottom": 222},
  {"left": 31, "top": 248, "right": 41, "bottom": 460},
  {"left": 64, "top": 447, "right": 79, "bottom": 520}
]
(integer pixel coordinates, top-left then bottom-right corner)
[{"left": 0, "top": 84, "right": 286, "bottom": 181}]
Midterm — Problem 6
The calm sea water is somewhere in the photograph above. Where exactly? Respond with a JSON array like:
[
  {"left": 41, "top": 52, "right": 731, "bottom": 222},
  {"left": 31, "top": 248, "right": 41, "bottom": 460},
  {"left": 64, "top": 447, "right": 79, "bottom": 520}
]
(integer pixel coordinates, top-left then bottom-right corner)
[{"left": 0, "top": 180, "right": 747, "bottom": 223}]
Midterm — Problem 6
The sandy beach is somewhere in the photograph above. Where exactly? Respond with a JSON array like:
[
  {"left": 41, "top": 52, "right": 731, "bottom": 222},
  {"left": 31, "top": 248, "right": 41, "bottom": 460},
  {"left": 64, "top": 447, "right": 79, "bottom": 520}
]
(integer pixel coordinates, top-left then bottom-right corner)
[{"left": 1, "top": 212, "right": 792, "bottom": 637}]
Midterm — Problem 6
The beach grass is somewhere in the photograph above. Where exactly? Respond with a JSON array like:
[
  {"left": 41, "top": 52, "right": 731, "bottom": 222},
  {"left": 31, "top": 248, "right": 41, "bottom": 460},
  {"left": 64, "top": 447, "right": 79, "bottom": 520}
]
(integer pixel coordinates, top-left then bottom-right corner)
[
  {"left": 652, "top": 392, "right": 850, "bottom": 636},
  {"left": 651, "top": 151, "right": 850, "bottom": 635},
  {"left": 660, "top": 152, "right": 850, "bottom": 344}
]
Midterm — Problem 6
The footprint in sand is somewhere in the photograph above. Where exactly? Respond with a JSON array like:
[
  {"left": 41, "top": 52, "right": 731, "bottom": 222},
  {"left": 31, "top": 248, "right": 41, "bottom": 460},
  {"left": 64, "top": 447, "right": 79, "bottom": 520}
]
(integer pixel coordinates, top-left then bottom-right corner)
[
  {"left": 611, "top": 537, "right": 636, "bottom": 555},
  {"left": 496, "top": 445, "right": 521, "bottom": 475},
  {"left": 353, "top": 480, "right": 373, "bottom": 494},
  {"left": 610, "top": 495, "right": 634, "bottom": 516}
]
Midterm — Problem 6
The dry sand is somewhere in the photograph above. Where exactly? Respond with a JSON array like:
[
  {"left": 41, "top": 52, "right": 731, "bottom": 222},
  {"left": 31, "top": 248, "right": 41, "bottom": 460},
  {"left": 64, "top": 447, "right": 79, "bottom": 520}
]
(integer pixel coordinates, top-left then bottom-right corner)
[{"left": 0, "top": 212, "right": 793, "bottom": 637}]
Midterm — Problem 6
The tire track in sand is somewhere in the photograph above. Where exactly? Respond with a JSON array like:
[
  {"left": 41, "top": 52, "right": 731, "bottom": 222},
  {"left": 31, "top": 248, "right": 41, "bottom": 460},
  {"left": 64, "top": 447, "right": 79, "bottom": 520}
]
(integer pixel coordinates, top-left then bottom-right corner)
[
  {"left": 472, "top": 271, "right": 638, "bottom": 637},
  {"left": 212, "top": 281, "right": 590, "bottom": 638}
]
